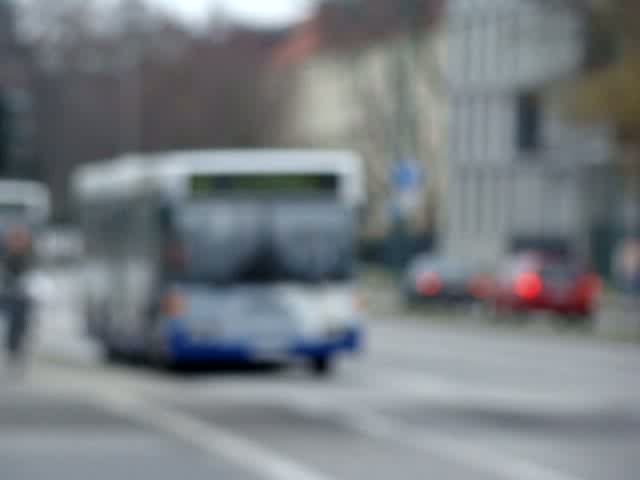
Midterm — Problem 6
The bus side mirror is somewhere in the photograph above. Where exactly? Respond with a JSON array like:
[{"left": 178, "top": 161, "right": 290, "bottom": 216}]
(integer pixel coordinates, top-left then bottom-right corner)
[{"left": 157, "top": 205, "right": 172, "bottom": 233}]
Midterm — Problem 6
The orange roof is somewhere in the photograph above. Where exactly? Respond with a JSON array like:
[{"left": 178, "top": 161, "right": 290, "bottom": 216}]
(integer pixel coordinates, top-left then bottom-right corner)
[
  {"left": 271, "top": 18, "right": 323, "bottom": 68},
  {"left": 271, "top": 0, "right": 444, "bottom": 69}
]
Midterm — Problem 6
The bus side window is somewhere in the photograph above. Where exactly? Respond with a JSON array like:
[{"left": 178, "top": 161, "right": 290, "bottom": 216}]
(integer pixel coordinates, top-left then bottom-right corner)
[{"left": 157, "top": 203, "right": 173, "bottom": 235}]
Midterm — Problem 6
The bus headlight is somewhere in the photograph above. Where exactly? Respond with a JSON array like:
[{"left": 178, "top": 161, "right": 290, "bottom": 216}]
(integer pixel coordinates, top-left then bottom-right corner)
[
  {"left": 324, "top": 292, "right": 360, "bottom": 320},
  {"left": 354, "top": 292, "right": 367, "bottom": 313},
  {"left": 326, "top": 325, "right": 350, "bottom": 340},
  {"left": 161, "top": 291, "right": 188, "bottom": 317}
]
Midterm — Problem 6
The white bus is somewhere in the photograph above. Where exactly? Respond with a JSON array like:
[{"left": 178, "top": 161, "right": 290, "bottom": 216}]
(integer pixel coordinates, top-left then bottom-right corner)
[
  {"left": 73, "top": 150, "right": 366, "bottom": 374},
  {"left": 0, "top": 180, "right": 50, "bottom": 253},
  {"left": 0, "top": 179, "right": 50, "bottom": 226}
]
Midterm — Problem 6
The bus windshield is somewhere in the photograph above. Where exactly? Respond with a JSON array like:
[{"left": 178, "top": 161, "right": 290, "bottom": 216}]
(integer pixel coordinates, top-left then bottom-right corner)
[
  {"left": 174, "top": 200, "right": 355, "bottom": 284},
  {"left": 190, "top": 174, "right": 338, "bottom": 198},
  {"left": 0, "top": 203, "right": 28, "bottom": 221}
]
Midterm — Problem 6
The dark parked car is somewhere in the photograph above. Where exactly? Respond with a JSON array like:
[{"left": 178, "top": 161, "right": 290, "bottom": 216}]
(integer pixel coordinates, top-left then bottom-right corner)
[
  {"left": 491, "top": 252, "right": 602, "bottom": 319},
  {"left": 403, "top": 255, "right": 494, "bottom": 306}
]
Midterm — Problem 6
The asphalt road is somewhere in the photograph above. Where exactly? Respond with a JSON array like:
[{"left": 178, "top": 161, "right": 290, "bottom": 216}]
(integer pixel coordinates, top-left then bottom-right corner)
[{"left": 2, "top": 270, "right": 640, "bottom": 480}]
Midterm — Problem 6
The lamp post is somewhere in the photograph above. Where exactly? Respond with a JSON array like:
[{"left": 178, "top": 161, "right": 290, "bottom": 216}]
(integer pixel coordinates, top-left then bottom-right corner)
[
  {"left": 387, "top": 0, "right": 423, "bottom": 271},
  {"left": 119, "top": 47, "right": 142, "bottom": 155}
]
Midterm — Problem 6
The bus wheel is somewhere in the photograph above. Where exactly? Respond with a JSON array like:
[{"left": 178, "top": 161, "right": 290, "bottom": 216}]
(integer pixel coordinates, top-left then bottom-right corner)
[
  {"left": 144, "top": 321, "right": 174, "bottom": 370},
  {"left": 146, "top": 342, "right": 174, "bottom": 370},
  {"left": 309, "top": 356, "right": 333, "bottom": 377},
  {"left": 104, "top": 345, "right": 124, "bottom": 364},
  {"left": 146, "top": 338, "right": 177, "bottom": 371}
]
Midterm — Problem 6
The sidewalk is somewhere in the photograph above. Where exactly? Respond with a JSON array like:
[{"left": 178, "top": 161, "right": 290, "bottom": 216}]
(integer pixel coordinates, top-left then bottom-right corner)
[
  {"left": 31, "top": 267, "right": 100, "bottom": 365},
  {"left": 360, "top": 267, "right": 403, "bottom": 316},
  {"left": 596, "top": 294, "right": 640, "bottom": 341},
  {"left": 360, "top": 267, "right": 640, "bottom": 344}
]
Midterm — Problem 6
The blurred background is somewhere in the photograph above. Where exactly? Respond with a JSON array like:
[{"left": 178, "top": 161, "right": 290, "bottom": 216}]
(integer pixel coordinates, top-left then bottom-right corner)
[{"left": 2, "top": 1, "right": 640, "bottom": 480}]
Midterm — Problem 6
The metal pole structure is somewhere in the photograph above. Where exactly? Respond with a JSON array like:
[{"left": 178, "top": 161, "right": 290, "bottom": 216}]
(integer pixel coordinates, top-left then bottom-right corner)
[
  {"left": 119, "top": 48, "right": 141, "bottom": 155},
  {"left": 388, "top": 0, "right": 422, "bottom": 271},
  {"left": 130, "top": 50, "right": 142, "bottom": 154},
  {"left": 339, "top": 0, "right": 421, "bottom": 270}
]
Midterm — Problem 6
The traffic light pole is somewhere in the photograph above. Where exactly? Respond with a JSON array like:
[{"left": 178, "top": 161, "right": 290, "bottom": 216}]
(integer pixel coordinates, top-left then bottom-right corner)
[
  {"left": 388, "top": 0, "right": 422, "bottom": 272},
  {"left": 0, "top": 91, "right": 8, "bottom": 175}
]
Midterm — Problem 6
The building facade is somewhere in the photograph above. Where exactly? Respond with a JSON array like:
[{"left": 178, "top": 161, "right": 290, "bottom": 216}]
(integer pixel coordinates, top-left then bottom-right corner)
[
  {"left": 442, "top": 0, "right": 614, "bottom": 262},
  {"left": 0, "top": 0, "right": 36, "bottom": 178},
  {"left": 270, "top": 3, "right": 446, "bottom": 239}
]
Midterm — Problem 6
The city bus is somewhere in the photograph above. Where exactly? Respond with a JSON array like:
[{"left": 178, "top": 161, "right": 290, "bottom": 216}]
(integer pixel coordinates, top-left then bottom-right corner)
[
  {"left": 72, "top": 150, "right": 366, "bottom": 374},
  {"left": 0, "top": 179, "right": 51, "bottom": 252}
]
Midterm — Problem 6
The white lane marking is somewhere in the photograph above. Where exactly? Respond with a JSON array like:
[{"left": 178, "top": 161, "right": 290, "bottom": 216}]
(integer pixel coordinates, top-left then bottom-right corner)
[
  {"left": 276, "top": 392, "right": 586, "bottom": 480},
  {"left": 367, "top": 368, "right": 624, "bottom": 415},
  {"left": 96, "top": 389, "right": 335, "bottom": 480},
  {"left": 0, "top": 431, "right": 164, "bottom": 455},
  {"left": 369, "top": 327, "right": 640, "bottom": 377},
  {"left": 51, "top": 357, "right": 628, "bottom": 419},
  {"left": 44, "top": 365, "right": 583, "bottom": 480},
  {"left": 344, "top": 409, "right": 585, "bottom": 480},
  {"left": 34, "top": 350, "right": 635, "bottom": 417},
  {"left": 34, "top": 363, "right": 590, "bottom": 480}
]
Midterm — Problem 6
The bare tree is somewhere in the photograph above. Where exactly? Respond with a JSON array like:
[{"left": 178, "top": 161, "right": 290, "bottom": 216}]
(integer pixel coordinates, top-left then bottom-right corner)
[
  {"left": 18, "top": 0, "right": 287, "bottom": 216},
  {"left": 550, "top": 0, "right": 640, "bottom": 231}
]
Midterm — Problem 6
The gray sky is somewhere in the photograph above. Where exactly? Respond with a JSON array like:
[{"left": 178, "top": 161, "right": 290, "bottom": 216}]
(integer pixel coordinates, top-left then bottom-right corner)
[{"left": 149, "top": 0, "right": 314, "bottom": 26}]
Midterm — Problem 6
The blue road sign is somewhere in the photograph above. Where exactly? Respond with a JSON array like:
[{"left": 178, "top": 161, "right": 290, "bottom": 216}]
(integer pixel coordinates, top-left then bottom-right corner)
[{"left": 393, "top": 159, "right": 424, "bottom": 192}]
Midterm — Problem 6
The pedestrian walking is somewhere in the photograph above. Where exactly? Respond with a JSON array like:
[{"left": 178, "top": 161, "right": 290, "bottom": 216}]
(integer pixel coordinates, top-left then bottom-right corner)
[{"left": 2, "top": 226, "right": 34, "bottom": 374}]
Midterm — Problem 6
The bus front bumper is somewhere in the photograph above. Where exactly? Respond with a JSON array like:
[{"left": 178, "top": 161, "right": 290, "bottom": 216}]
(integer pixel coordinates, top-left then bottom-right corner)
[{"left": 166, "top": 325, "right": 364, "bottom": 364}]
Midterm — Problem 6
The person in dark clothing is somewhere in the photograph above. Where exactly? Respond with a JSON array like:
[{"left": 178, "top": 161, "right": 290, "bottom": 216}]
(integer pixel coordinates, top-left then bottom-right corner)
[{"left": 2, "top": 226, "right": 34, "bottom": 368}]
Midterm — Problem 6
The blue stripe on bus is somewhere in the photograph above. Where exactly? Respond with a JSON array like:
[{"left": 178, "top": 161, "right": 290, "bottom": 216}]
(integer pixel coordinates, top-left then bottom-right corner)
[{"left": 166, "top": 325, "right": 363, "bottom": 363}]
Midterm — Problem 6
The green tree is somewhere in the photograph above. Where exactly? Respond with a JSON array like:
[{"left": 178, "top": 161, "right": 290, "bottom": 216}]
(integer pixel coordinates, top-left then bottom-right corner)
[{"left": 569, "top": 0, "right": 640, "bottom": 182}]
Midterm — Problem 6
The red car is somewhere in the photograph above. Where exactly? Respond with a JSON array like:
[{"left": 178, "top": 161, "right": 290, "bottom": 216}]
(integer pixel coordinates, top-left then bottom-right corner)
[{"left": 491, "top": 253, "right": 602, "bottom": 319}]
